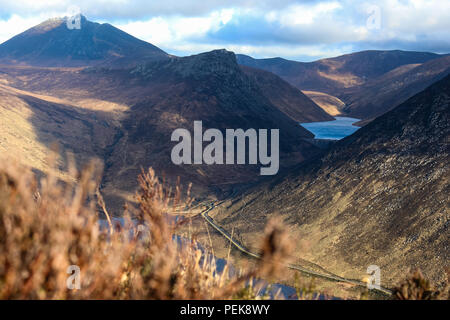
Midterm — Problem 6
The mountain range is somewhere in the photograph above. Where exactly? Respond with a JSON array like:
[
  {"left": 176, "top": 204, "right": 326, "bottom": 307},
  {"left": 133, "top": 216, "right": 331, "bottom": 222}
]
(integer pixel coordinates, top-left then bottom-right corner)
[
  {"left": 0, "top": 17, "right": 331, "bottom": 210},
  {"left": 0, "top": 16, "right": 448, "bottom": 291},
  {"left": 237, "top": 50, "right": 442, "bottom": 92},
  {"left": 237, "top": 51, "right": 450, "bottom": 121}
]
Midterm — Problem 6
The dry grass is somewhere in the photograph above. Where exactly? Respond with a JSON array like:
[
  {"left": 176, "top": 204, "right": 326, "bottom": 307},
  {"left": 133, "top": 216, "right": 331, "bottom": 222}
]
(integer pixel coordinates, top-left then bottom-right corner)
[
  {"left": 392, "top": 269, "right": 448, "bottom": 300},
  {"left": 0, "top": 155, "right": 445, "bottom": 300},
  {"left": 0, "top": 156, "right": 293, "bottom": 300}
]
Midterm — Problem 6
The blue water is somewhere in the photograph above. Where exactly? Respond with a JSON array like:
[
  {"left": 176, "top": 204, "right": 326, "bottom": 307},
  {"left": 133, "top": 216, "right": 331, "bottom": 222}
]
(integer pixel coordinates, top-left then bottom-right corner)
[{"left": 300, "top": 117, "right": 361, "bottom": 140}]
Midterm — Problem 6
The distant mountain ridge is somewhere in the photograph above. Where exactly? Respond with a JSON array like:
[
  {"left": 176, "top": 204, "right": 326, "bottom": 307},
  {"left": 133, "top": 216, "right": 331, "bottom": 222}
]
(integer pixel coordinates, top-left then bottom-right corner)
[
  {"left": 237, "top": 50, "right": 443, "bottom": 94},
  {"left": 237, "top": 50, "right": 448, "bottom": 120},
  {"left": 0, "top": 15, "right": 169, "bottom": 67},
  {"left": 340, "top": 55, "right": 450, "bottom": 120},
  {"left": 0, "top": 14, "right": 449, "bottom": 293}
]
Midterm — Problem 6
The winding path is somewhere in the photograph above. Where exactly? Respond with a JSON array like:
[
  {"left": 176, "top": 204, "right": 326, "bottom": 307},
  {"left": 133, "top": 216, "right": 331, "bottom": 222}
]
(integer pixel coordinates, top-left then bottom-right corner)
[{"left": 200, "top": 202, "right": 393, "bottom": 296}]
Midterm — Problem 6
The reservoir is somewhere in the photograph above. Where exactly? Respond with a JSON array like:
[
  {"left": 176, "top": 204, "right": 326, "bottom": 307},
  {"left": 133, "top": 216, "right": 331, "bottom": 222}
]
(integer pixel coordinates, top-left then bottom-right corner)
[{"left": 300, "top": 117, "right": 361, "bottom": 140}]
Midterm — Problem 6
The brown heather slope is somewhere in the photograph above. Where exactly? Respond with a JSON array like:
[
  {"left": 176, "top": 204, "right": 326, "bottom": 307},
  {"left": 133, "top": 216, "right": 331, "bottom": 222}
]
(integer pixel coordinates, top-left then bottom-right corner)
[
  {"left": 0, "top": 82, "right": 117, "bottom": 180},
  {"left": 213, "top": 75, "right": 450, "bottom": 289}
]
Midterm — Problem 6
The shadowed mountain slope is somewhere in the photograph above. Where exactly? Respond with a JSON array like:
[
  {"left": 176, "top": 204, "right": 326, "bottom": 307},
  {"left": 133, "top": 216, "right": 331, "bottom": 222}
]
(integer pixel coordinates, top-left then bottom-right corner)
[
  {"left": 102, "top": 50, "right": 322, "bottom": 209},
  {"left": 216, "top": 74, "right": 450, "bottom": 288},
  {"left": 240, "top": 66, "right": 334, "bottom": 122}
]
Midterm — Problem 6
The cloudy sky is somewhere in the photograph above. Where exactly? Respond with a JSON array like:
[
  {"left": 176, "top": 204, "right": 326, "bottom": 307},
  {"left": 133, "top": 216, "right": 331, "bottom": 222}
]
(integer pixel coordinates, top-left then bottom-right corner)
[{"left": 0, "top": 0, "right": 449, "bottom": 61}]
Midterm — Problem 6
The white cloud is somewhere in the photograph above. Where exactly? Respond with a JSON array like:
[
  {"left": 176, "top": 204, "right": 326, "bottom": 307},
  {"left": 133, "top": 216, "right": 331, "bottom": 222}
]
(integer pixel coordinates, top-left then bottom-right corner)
[
  {"left": 0, "top": 14, "right": 44, "bottom": 43},
  {"left": 116, "top": 18, "right": 172, "bottom": 44},
  {"left": 265, "top": 1, "right": 342, "bottom": 26},
  {"left": 116, "top": 8, "right": 236, "bottom": 47},
  {"left": 0, "top": 0, "right": 449, "bottom": 60}
]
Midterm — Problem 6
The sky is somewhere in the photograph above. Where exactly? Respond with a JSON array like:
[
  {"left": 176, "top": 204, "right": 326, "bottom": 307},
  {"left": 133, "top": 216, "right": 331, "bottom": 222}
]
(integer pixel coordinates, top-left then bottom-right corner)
[{"left": 0, "top": 0, "right": 449, "bottom": 61}]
